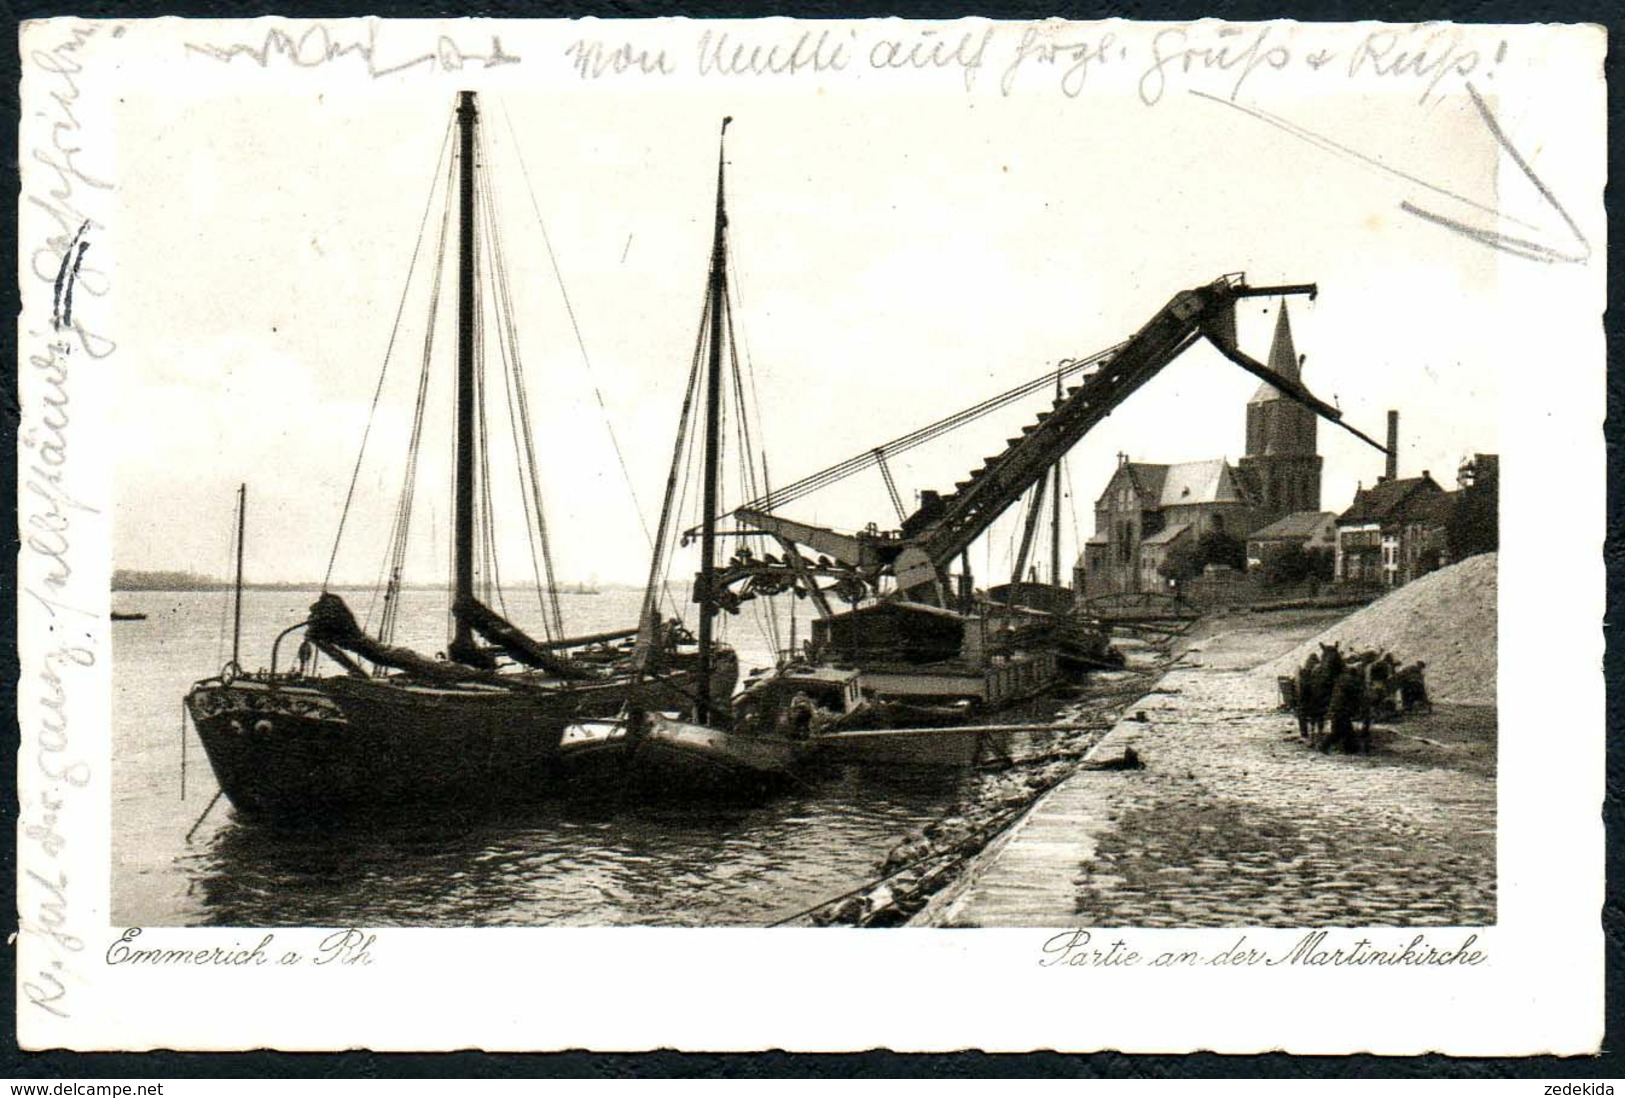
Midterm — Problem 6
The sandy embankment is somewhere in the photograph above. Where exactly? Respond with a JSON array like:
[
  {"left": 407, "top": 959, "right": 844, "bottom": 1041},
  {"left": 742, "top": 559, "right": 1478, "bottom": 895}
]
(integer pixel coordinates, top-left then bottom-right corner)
[{"left": 1256, "top": 553, "right": 1498, "bottom": 705}]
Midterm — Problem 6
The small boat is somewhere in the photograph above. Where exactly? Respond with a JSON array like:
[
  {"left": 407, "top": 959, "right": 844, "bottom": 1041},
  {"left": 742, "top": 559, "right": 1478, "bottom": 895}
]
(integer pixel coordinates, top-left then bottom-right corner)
[
  {"left": 184, "top": 92, "right": 733, "bottom": 823},
  {"left": 730, "top": 663, "right": 1009, "bottom": 768},
  {"left": 551, "top": 582, "right": 601, "bottom": 596},
  {"left": 630, "top": 712, "right": 800, "bottom": 795}
]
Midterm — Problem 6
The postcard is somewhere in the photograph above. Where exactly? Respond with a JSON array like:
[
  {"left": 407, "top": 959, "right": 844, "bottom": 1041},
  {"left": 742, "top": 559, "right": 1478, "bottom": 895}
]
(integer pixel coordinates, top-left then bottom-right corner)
[{"left": 17, "top": 16, "right": 1605, "bottom": 1053}]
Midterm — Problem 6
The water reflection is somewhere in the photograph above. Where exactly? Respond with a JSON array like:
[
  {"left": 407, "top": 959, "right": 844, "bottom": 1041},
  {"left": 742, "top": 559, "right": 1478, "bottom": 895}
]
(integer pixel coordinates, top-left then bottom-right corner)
[{"left": 186, "top": 766, "right": 971, "bottom": 927}]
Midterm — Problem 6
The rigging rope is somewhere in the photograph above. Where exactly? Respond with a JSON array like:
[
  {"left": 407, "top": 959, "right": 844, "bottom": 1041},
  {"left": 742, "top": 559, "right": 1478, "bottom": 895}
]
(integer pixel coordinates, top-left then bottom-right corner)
[
  {"left": 722, "top": 285, "right": 779, "bottom": 655},
  {"left": 468, "top": 162, "right": 503, "bottom": 619},
  {"left": 474, "top": 262, "right": 508, "bottom": 619},
  {"left": 213, "top": 490, "right": 241, "bottom": 668},
  {"left": 479, "top": 122, "right": 565, "bottom": 641},
  {"left": 490, "top": 235, "right": 558, "bottom": 634},
  {"left": 497, "top": 103, "right": 659, "bottom": 555},
  {"left": 636, "top": 291, "right": 711, "bottom": 659},
  {"left": 736, "top": 346, "right": 1123, "bottom": 517},
  {"left": 323, "top": 117, "right": 456, "bottom": 590},
  {"left": 373, "top": 143, "right": 456, "bottom": 646},
  {"left": 720, "top": 216, "right": 785, "bottom": 654},
  {"left": 723, "top": 223, "right": 772, "bottom": 483},
  {"left": 1064, "top": 458, "right": 1081, "bottom": 585}
]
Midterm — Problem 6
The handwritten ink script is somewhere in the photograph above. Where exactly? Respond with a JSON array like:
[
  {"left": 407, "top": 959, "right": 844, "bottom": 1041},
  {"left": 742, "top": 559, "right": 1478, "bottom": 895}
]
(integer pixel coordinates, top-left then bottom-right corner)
[
  {"left": 184, "top": 21, "right": 518, "bottom": 77},
  {"left": 177, "top": 19, "right": 1590, "bottom": 264},
  {"left": 19, "top": 20, "right": 114, "bottom": 1027},
  {"left": 552, "top": 21, "right": 1502, "bottom": 105},
  {"left": 106, "top": 928, "right": 377, "bottom": 968},
  {"left": 1038, "top": 929, "right": 1489, "bottom": 970},
  {"left": 183, "top": 20, "right": 1500, "bottom": 106}
]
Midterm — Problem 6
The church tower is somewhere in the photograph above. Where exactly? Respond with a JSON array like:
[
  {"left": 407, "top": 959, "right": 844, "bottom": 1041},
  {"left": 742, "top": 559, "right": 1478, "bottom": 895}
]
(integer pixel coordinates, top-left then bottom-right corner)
[{"left": 1237, "top": 302, "right": 1323, "bottom": 521}]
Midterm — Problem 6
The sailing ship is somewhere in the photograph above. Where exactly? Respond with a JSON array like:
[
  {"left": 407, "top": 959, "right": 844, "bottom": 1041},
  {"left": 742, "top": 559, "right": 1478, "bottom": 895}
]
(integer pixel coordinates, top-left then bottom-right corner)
[
  {"left": 184, "top": 92, "right": 735, "bottom": 822},
  {"left": 612, "top": 116, "right": 803, "bottom": 794}
]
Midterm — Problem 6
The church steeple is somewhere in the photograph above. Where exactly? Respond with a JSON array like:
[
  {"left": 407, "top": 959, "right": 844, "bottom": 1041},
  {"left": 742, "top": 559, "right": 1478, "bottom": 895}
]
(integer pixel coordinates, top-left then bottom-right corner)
[
  {"left": 1250, "top": 301, "right": 1301, "bottom": 402},
  {"left": 1239, "top": 301, "right": 1323, "bottom": 520},
  {"left": 1245, "top": 302, "right": 1316, "bottom": 457}
]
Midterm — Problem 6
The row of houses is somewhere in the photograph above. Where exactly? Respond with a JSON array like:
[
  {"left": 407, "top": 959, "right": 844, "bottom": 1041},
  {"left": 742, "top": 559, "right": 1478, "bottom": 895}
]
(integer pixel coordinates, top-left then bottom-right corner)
[{"left": 1083, "top": 466, "right": 1484, "bottom": 595}]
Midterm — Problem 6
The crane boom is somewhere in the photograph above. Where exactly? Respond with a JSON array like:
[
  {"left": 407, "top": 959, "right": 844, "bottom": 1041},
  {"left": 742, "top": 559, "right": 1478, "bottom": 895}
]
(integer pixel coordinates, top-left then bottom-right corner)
[{"left": 734, "top": 274, "right": 1387, "bottom": 604}]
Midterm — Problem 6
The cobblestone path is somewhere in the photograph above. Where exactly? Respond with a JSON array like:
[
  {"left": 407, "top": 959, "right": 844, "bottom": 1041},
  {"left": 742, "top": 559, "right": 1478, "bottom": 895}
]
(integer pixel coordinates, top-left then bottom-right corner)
[{"left": 917, "top": 614, "right": 1496, "bottom": 927}]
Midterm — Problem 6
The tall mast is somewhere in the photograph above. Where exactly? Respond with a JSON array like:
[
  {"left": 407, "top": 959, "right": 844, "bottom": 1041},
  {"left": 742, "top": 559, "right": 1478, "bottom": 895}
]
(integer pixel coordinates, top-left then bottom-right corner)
[
  {"left": 1050, "top": 370, "right": 1063, "bottom": 587},
  {"left": 451, "top": 90, "right": 479, "bottom": 661},
  {"left": 694, "top": 117, "right": 732, "bottom": 726},
  {"left": 232, "top": 483, "right": 246, "bottom": 667}
]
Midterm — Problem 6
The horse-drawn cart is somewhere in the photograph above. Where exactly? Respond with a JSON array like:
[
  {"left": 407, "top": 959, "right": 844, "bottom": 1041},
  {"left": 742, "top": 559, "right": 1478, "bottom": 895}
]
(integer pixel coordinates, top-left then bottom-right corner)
[{"left": 1283, "top": 644, "right": 1430, "bottom": 754}]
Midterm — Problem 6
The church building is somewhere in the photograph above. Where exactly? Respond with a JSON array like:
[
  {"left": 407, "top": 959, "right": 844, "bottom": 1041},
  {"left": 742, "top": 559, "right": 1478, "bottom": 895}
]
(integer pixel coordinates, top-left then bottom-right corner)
[{"left": 1080, "top": 304, "right": 1324, "bottom": 597}]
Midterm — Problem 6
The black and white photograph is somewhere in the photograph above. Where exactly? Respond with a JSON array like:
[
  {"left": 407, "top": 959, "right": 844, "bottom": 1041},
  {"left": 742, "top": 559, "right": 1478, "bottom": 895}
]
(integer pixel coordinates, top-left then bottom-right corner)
[{"left": 17, "top": 16, "right": 1605, "bottom": 1055}]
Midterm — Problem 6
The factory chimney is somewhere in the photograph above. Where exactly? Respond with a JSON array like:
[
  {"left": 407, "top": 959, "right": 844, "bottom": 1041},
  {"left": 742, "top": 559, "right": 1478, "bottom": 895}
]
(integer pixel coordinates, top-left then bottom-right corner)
[{"left": 1384, "top": 410, "right": 1399, "bottom": 482}]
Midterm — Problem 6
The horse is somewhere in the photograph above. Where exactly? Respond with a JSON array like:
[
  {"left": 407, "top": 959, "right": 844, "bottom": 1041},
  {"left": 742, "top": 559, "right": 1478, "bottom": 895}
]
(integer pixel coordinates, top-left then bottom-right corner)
[
  {"left": 1296, "top": 642, "right": 1343, "bottom": 743},
  {"left": 1321, "top": 649, "right": 1407, "bottom": 754},
  {"left": 1294, "top": 653, "right": 1320, "bottom": 740},
  {"left": 1366, "top": 653, "right": 1399, "bottom": 723},
  {"left": 1395, "top": 660, "right": 1431, "bottom": 714},
  {"left": 1322, "top": 665, "right": 1373, "bottom": 754}
]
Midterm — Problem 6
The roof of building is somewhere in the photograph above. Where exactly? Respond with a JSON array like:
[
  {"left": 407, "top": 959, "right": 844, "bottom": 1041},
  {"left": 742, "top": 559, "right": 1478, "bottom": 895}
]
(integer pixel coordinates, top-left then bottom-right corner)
[
  {"left": 1337, "top": 475, "right": 1447, "bottom": 526},
  {"left": 1414, "top": 488, "right": 1458, "bottom": 524},
  {"left": 1122, "top": 462, "right": 1167, "bottom": 503},
  {"left": 1104, "top": 458, "right": 1252, "bottom": 509},
  {"left": 1142, "top": 522, "right": 1192, "bottom": 547},
  {"left": 1249, "top": 510, "right": 1336, "bottom": 541},
  {"left": 1250, "top": 301, "right": 1303, "bottom": 404},
  {"left": 1159, "top": 459, "right": 1251, "bottom": 507}
]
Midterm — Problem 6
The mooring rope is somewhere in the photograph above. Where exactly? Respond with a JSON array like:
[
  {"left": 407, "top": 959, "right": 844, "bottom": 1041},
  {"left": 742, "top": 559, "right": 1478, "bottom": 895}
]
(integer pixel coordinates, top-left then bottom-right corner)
[{"left": 184, "top": 789, "right": 225, "bottom": 845}]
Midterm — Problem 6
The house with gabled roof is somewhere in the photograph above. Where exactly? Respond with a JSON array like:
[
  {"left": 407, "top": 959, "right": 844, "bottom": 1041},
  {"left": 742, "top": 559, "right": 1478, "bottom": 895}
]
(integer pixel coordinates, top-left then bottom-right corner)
[
  {"left": 1138, "top": 521, "right": 1193, "bottom": 591},
  {"left": 1246, "top": 510, "right": 1338, "bottom": 568},
  {"left": 1334, "top": 473, "right": 1453, "bottom": 587}
]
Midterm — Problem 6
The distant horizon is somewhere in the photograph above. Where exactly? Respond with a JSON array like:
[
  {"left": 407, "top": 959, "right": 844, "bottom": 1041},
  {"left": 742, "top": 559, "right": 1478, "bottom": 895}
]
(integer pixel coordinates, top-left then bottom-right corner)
[{"left": 111, "top": 568, "right": 638, "bottom": 592}]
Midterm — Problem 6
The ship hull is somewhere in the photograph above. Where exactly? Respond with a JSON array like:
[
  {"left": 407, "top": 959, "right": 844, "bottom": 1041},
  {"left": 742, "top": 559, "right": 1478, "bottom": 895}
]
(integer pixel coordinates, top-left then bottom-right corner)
[
  {"left": 186, "top": 656, "right": 735, "bottom": 823},
  {"left": 808, "top": 726, "right": 1009, "bottom": 768},
  {"left": 627, "top": 714, "right": 802, "bottom": 798}
]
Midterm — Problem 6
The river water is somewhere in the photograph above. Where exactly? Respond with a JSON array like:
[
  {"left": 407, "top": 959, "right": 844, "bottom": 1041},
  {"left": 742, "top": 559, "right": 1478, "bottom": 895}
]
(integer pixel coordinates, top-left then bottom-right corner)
[{"left": 112, "top": 587, "right": 979, "bottom": 927}]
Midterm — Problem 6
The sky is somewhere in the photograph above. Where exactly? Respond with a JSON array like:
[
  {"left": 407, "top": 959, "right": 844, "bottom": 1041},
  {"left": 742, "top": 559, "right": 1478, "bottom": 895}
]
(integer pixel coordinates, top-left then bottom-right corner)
[{"left": 109, "top": 26, "right": 1509, "bottom": 591}]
